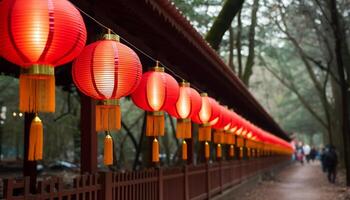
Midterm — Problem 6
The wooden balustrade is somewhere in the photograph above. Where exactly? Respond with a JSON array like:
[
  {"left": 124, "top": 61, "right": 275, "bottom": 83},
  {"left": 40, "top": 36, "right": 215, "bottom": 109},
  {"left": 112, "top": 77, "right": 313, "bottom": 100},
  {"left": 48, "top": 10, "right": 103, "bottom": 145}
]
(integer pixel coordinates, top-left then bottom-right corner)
[{"left": 2, "top": 156, "right": 290, "bottom": 200}]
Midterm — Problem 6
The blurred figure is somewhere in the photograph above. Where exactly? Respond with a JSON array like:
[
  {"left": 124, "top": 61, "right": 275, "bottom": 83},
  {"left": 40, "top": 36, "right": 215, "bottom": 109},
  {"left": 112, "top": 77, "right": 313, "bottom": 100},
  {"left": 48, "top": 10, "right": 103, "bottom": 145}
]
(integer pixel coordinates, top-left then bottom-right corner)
[
  {"left": 309, "top": 147, "right": 317, "bottom": 162},
  {"left": 303, "top": 144, "right": 311, "bottom": 163},
  {"left": 320, "top": 147, "right": 327, "bottom": 172},
  {"left": 324, "top": 145, "right": 338, "bottom": 183},
  {"left": 296, "top": 143, "right": 304, "bottom": 165}
]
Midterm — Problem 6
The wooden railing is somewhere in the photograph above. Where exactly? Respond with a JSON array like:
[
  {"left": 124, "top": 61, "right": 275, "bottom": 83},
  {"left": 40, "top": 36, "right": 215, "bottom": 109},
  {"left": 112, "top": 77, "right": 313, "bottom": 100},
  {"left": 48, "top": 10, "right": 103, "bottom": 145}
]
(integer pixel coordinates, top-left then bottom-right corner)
[{"left": 2, "top": 156, "right": 290, "bottom": 200}]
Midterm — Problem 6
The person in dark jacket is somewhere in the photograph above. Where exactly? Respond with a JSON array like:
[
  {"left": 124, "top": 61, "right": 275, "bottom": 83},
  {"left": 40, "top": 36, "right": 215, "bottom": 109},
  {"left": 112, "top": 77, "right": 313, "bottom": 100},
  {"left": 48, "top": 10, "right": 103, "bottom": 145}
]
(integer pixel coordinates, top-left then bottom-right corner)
[
  {"left": 324, "top": 145, "right": 338, "bottom": 183},
  {"left": 320, "top": 147, "right": 327, "bottom": 172}
]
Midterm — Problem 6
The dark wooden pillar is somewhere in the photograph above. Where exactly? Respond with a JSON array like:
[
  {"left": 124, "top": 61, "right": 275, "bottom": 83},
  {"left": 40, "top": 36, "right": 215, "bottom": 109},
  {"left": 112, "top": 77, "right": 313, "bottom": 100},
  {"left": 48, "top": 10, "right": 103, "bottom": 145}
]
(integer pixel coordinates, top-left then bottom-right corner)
[
  {"left": 80, "top": 93, "right": 98, "bottom": 174},
  {"left": 23, "top": 113, "right": 36, "bottom": 192},
  {"left": 185, "top": 122, "right": 196, "bottom": 165}
]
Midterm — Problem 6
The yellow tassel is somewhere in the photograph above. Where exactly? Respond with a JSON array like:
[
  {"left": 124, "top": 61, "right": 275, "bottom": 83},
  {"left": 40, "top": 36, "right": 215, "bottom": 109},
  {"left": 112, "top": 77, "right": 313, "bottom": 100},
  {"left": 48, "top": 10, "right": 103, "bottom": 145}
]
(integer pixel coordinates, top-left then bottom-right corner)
[
  {"left": 152, "top": 138, "right": 159, "bottom": 162},
  {"left": 28, "top": 116, "right": 43, "bottom": 161},
  {"left": 182, "top": 140, "right": 187, "bottom": 160},
  {"left": 19, "top": 74, "right": 55, "bottom": 113},
  {"left": 104, "top": 135, "right": 113, "bottom": 165},
  {"left": 216, "top": 144, "right": 222, "bottom": 158},
  {"left": 199, "top": 125, "right": 211, "bottom": 141},
  {"left": 96, "top": 104, "right": 121, "bottom": 132},
  {"left": 146, "top": 112, "right": 164, "bottom": 137},
  {"left": 229, "top": 145, "right": 234, "bottom": 157},
  {"left": 205, "top": 141, "right": 210, "bottom": 160}
]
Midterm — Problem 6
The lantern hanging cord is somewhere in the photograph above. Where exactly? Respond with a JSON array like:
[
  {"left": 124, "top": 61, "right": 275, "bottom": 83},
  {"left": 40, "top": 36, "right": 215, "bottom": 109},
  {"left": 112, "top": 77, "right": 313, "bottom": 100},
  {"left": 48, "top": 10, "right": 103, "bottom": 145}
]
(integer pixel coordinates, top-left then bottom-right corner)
[{"left": 74, "top": 5, "right": 204, "bottom": 94}]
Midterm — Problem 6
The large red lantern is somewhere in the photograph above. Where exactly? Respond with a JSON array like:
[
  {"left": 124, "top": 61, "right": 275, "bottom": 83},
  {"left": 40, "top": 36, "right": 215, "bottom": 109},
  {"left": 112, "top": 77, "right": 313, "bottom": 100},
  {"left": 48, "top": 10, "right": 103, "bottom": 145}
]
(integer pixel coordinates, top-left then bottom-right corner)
[
  {"left": 0, "top": 0, "right": 87, "bottom": 161},
  {"left": 72, "top": 33, "right": 142, "bottom": 165},
  {"left": 131, "top": 65, "right": 179, "bottom": 162},
  {"left": 166, "top": 81, "right": 201, "bottom": 160}
]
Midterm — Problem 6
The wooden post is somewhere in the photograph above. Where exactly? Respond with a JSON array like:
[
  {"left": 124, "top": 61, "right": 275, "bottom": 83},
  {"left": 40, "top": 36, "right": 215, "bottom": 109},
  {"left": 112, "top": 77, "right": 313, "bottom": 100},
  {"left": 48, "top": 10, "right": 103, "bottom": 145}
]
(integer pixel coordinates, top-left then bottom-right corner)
[
  {"left": 100, "top": 172, "right": 113, "bottom": 200},
  {"left": 23, "top": 113, "right": 37, "bottom": 193},
  {"left": 220, "top": 160, "right": 223, "bottom": 194},
  {"left": 184, "top": 165, "right": 189, "bottom": 200},
  {"left": 206, "top": 162, "right": 211, "bottom": 199},
  {"left": 186, "top": 122, "right": 196, "bottom": 165},
  {"left": 80, "top": 93, "right": 98, "bottom": 174},
  {"left": 158, "top": 168, "right": 163, "bottom": 200}
]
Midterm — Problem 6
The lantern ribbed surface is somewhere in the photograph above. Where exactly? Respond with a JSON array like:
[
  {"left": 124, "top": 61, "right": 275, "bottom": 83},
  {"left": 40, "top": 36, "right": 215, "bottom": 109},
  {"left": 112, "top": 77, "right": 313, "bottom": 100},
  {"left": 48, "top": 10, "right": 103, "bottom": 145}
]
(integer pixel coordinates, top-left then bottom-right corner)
[
  {"left": 0, "top": 0, "right": 87, "bottom": 67},
  {"left": 131, "top": 68, "right": 179, "bottom": 112},
  {"left": 166, "top": 84, "right": 201, "bottom": 119},
  {"left": 192, "top": 95, "right": 220, "bottom": 124},
  {"left": 212, "top": 106, "right": 231, "bottom": 130},
  {"left": 72, "top": 39, "right": 142, "bottom": 100}
]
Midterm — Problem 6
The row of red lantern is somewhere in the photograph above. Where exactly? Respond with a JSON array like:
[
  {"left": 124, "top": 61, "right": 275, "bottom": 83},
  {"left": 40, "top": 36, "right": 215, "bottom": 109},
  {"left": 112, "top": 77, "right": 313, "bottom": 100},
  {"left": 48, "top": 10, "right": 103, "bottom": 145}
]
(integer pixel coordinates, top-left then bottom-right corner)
[{"left": 0, "top": 0, "right": 292, "bottom": 165}]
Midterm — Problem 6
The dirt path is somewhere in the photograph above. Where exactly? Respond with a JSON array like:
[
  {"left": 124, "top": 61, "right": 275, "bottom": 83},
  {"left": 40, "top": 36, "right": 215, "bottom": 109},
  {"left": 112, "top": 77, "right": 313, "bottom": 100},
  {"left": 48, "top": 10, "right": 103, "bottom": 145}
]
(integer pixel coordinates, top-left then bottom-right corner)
[{"left": 239, "top": 162, "right": 348, "bottom": 200}]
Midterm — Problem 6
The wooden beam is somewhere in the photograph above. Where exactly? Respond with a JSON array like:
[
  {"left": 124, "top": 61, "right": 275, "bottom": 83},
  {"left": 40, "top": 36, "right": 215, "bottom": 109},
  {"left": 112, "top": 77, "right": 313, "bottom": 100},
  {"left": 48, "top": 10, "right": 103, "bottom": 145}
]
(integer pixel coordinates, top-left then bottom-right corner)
[{"left": 80, "top": 93, "right": 98, "bottom": 174}]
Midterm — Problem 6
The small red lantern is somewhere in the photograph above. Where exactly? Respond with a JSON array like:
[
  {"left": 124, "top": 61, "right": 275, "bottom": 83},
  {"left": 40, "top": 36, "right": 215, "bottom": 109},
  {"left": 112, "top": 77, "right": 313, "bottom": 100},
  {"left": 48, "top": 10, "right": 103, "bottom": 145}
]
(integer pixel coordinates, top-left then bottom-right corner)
[
  {"left": 72, "top": 33, "right": 142, "bottom": 165},
  {"left": 192, "top": 94, "right": 220, "bottom": 160},
  {"left": 212, "top": 106, "right": 231, "bottom": 159},
  {"left": 131, "top": 64, "right": 179, "bottom": 162},
  {"left": 0, "top": 0, "right": 87, "bottom": 161},
  {"left": 166, "top": 81, "right": 201, "bottom": 160}
]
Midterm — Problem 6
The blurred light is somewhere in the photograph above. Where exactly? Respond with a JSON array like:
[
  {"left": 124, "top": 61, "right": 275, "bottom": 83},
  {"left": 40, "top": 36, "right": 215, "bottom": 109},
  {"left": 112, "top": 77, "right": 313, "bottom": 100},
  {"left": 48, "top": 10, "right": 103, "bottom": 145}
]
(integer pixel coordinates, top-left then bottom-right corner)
[
  {"left": 18, "top": 113, "right": 23, "bottom": 117},
  {"left": 12, "top": 112, "right": 17, "bottom": 117}
]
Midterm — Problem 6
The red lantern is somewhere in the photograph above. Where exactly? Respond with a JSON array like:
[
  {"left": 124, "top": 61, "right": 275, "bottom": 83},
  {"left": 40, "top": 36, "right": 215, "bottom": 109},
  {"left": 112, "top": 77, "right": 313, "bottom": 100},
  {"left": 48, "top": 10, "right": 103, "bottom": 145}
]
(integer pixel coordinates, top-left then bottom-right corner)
[
  {"left": 131, "top": 65, "right": 179, "bottom": 162},
  {"left": 191, "top": 94, "right": 220, "bottom": 160},
  {"left": 72, "top": 33, "right": 142, "bottom": 165},
  {"left": 166, "top": 82, "right": 201, "bottom": 160},
  {"left": 192, "top": 94, "right": 220, "bottom": 142},
  {"left": 0, "top": 0, "right": 87, "bottom": 161}
]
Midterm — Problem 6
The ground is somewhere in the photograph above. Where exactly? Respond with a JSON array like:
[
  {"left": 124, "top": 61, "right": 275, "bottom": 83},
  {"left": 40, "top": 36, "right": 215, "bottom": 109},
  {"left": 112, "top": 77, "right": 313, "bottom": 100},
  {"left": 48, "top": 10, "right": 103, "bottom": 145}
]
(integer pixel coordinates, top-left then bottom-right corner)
[{"left": 238, "top": 162, "right": 350, "bottom": 200}]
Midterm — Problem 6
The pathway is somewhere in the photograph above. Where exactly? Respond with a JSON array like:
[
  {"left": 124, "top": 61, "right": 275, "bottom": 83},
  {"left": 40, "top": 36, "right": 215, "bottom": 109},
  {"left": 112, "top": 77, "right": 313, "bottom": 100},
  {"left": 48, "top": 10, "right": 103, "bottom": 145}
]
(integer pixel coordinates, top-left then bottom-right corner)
[{"left": 237, "top": 162, "right": 348, "bottom": 200}]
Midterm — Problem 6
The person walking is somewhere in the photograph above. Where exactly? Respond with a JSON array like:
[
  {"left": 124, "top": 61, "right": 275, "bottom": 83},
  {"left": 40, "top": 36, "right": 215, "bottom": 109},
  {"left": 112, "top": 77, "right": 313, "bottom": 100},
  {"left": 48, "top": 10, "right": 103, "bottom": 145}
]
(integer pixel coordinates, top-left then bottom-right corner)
[
  {"left": 303, "top": 144, "right": 311, "bottom": 163},
  {"left": 324, "top": 145, "right": 338, "bottom": 183}
]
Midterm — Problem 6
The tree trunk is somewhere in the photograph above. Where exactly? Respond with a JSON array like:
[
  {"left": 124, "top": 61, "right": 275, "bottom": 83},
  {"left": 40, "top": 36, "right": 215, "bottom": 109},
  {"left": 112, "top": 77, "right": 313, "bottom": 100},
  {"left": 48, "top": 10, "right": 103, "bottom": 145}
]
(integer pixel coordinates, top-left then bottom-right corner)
[
  {"left": 236, "top": 10, "right": 243, "bottom": 78},
  {"left": 242, "top": 0, "right": 259, "bottom": 86},
  {"left": 228, "top": 26, "right": 235, "bottom": 72},
  {"left": 205, "top": 0, "right": 244, "bottom": 50},
  {"left": 329, "top": 0, "right": 350, "bottom": 186}
]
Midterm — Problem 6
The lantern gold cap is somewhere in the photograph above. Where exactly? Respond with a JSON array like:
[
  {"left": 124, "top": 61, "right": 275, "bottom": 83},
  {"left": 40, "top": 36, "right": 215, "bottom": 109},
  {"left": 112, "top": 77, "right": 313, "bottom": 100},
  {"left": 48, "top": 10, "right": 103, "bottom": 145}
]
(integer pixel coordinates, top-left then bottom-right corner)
[
  {"left": 180, "top": 81, "right": 190, "bottom": 87},
  {"left": 103, "top": 33, "right": 120, "bottom": 41},
  {"left": 149, "top": 65, "right": 165, "bottom": 72},
  {"left": 21, "top": 64, "right": 54, "bottom": 75},
  {"left": 201, "top": 93, "right": 208, "bottom": 97}
]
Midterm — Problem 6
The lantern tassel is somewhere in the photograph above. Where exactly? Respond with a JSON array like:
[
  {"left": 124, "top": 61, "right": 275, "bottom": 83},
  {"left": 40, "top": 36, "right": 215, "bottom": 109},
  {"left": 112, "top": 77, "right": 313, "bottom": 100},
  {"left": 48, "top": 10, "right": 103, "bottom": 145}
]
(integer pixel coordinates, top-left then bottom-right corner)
[
  {"left": 152, "top": 138, "right": 159, "bottom": 162},
  {"left": 20, "top": 74, "right": 55, "bottom": 113},
  {"left": 146, "top": 112, "right": 164, "bottom": 137},
  {"left": 104, "top": 134, "right": 113, "bottom": 165},
  {"left": 240, "top": 147, "right": 243, "bottom": 159},
  {"left": 216, "top": 144, "right": 222, "bottom": 159},
  {"left": 199, "top": 125, "right": 211, "bottom": 141},
  {"left": 205, "top": 141, "right": 210, "bottom": 160},
  {"left": 28, "top": 115, "right": 43, "bottom": 161},
  {"left": 229, "top": 145, "right": 234, "bottom": 157},
  {"left": 176, "top": 119, "right": 191, "bottom": 139},
  {"left": 182, "top": 140, "right": 187, "bottom": 160},
  {"left": 96, "top": 101, "right": 121, "bottom": 132}
]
